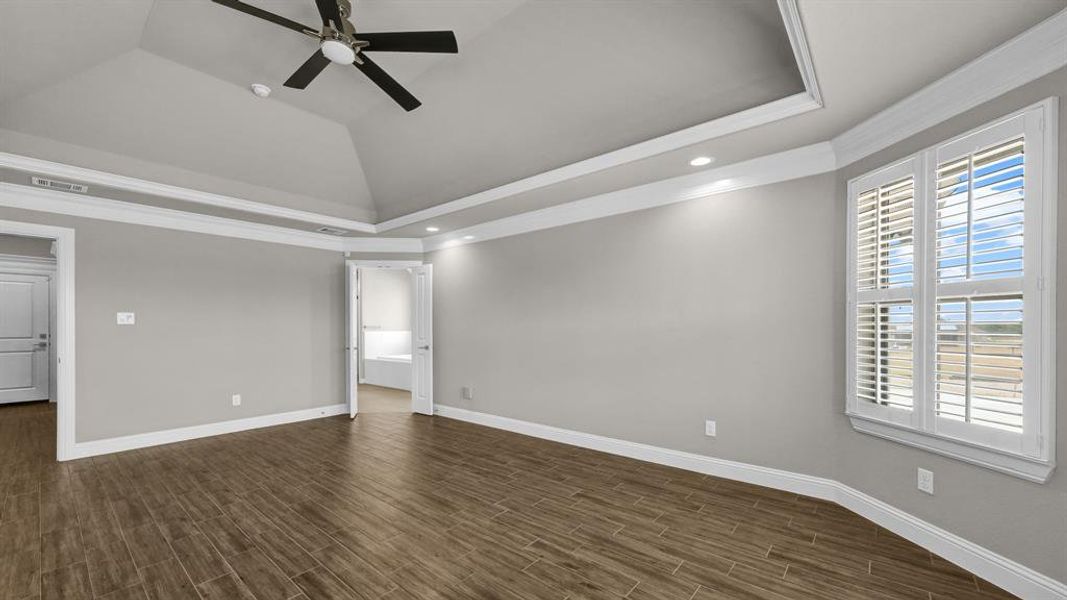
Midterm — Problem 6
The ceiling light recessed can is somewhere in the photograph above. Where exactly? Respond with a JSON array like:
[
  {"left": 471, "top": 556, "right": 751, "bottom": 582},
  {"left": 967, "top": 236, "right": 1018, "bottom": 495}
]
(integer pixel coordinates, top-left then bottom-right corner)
[
  {"left": 463, "top": 235, "right": 475, "bottom": 240},
  {"left": 250, "top": 83, "right": 271, "bottom": 98},
  {"left": 689, "top": 156, "right": 714, "bottom": 167},
  {"left": 425, "top": 226, "right": 440, "bottom": 232}
]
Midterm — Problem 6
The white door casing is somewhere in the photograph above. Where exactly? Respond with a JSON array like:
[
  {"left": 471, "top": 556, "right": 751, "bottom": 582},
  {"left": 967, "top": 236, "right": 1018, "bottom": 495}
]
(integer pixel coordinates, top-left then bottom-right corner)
[
  {"left": 345, "top": 263, "right": 358, "bottom": 418},
  {"left": 411, "top": 265, "right": 433, "bottom": 415},
  {"left": 0, "top": 273, "right": 50, "bottom": 404}
]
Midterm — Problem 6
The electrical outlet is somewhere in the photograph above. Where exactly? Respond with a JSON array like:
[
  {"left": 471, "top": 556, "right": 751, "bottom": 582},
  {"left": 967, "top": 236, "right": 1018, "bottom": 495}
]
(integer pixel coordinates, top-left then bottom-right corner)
[
  {"left": 462, "top": 386, "right": 473, "bottom": 401},
  {"left": 232, "top": 394, "right": 241, "bottom": 407},
  {"left": 917, "top": 468, "right": 934, "bottom": 494},
  {"left": 705, "top": 420, "right": 717, "bottom": 437},
  {"left": 116, "top": 312, "right": 135, "bottom": 325}
]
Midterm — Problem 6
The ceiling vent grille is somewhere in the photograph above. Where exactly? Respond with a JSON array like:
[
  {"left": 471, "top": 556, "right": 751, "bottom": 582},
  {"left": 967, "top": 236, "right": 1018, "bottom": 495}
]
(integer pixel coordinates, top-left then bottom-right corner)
[
  {"left": 316, "top": 226, "right": 349, "bottom": 236},
  {"left": 31, "top": 176, "right": 88, "bottom": 194}
]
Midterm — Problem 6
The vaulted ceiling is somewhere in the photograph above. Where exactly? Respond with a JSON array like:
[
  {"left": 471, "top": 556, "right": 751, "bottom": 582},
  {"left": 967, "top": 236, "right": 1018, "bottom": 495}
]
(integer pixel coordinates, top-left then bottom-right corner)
[{"left": 1, "top": 0, "right": 1064, "bottom": 237}]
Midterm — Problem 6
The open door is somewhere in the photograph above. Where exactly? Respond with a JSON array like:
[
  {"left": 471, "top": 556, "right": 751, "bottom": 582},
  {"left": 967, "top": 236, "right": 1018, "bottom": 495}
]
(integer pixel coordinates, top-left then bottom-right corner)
[
  {"left": 345, "top": 263, "right": 359, "bottom": 418},
  {"left": 411, "top": 264, "right": 433, "bottom": 415}
]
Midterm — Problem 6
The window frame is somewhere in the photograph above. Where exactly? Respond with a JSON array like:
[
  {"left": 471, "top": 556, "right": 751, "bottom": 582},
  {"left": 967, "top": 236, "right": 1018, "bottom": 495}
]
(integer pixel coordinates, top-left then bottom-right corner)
[{"left": 846, "top": 99, "right": 1057, "bottom": 483}]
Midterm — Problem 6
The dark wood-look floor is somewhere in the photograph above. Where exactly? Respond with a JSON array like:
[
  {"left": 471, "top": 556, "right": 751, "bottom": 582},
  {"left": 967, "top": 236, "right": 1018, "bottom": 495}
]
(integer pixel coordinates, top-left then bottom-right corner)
[{"left": 0, "top": 401, "right": 1019, "bottom": 600}]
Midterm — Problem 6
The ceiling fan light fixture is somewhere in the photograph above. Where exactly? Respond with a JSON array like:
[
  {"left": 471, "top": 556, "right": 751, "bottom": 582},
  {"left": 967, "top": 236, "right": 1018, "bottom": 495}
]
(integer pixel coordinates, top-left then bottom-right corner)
[{"left": 321, "top": 39, "right": 356, "bottom": 64}]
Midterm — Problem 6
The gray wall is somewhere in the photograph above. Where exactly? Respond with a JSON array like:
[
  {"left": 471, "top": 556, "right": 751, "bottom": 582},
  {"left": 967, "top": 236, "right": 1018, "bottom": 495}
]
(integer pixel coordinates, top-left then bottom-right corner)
[
  {"left": 429, "top": 68, "right": 1066, "bottom": 583},
  {"left": 834, "top": 67, "right": 1067, "bottom": 581},
  {"left": 0, "top": 207, "right": 345, "bottom": 442},
  {"left": 430, "top": 173, "right": 840, "bottom": 478},
  {"left": 361, "top": 268, "right": 411, "bottom": 331},
  {"left": 0, "top": 233, "right": 54, "bottom": 257}
]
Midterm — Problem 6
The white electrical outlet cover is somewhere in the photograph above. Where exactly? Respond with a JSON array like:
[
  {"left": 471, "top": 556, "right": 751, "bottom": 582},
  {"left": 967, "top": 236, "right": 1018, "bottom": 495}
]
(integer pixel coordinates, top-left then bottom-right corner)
[
  {"left": 116, "top": 312, "right": 135, "bottom": 325},
  {"left": 705, "top": 420, "right": 716, "bottom": 437},
  {"left": 232, "top": 394, "right": 241, "bottom": 406},
  {"left": 917, "top": 468, "right": 934, "bottom": 494}
]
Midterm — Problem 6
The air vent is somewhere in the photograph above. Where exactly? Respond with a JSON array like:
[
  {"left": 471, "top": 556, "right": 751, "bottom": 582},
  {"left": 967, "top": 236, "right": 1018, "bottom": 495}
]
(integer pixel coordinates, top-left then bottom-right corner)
[
  {"left": 316, "top": 226, "right": 349, "bottom": 236},
  {"left": 31, "top": 176, "right": 88, "bottom": 194}
]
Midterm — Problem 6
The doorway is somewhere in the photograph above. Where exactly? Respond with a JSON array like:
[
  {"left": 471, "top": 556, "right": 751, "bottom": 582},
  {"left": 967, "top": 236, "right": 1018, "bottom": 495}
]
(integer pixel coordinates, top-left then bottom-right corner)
[
  {"left": 345, "top": 260, "right": 433, "bottom": 418},
  {"left": 0, "top": 219, "right": 75, "bottom": 462},
  {"left": 0, "top": 240, "right": 55, "bottom": 405}
]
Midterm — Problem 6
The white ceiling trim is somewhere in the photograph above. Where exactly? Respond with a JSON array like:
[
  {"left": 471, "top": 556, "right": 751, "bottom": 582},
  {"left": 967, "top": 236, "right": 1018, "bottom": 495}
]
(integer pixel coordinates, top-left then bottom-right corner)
[
  {"left": 0, "top": 152, "right": 378, "bottom": 234},
  {"left": 832, "top": 7, "right": 1067, "bottom": 168},
  {"left": 375, "top": 0, "right": 823, "bottom": 232},
  {"left": 778, "top": 0, "right": 822, "bottom": 107},
  {"left": 422, "top": 142, "right": 837, "bottom": 252},
  {"left": 376, "top": 92, "right": 822, "bottom": 232},
  {"left": 0, "top": 183, "right": 422, "bottom": 253}
]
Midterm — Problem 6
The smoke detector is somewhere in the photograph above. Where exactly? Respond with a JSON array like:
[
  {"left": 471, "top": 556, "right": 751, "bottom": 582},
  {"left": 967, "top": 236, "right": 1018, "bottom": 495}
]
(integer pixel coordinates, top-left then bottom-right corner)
[{"left": 250, "top": 83, "right": 271, "bottom": 98}]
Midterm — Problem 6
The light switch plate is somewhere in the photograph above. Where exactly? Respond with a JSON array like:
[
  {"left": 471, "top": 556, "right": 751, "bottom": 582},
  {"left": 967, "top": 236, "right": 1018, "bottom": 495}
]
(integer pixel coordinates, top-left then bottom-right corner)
[{"left": 116, "top": 312, "right": 135, "bottom": 325}]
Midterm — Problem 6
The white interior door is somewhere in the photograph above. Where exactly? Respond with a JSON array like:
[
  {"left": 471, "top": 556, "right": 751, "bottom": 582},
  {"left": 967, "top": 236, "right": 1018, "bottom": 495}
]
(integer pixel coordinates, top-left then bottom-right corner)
[
  {"left": 411, "top": 265, "right": 433, "bottom": 415},
  {"left": 0, "top": 274, "right": 49, "bottom": 404},
  {"left": 345, "top": 264, "right": 359, "bottom": 418}
]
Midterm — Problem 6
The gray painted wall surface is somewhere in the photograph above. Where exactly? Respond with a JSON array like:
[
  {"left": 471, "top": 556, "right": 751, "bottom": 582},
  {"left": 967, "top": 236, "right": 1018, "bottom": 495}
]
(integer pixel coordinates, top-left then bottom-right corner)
[
  {"left": 0, "top": 233, "right": 54, "bottom": 257},
  {"left": 834, "top": 68, "right": 1067, "bottom": 581},
  {"left": 0, "top": 207, "right": 345, "bottom": 442},
  {"left": 430, "top": 173, "right": 840, "bottom": 478},
  {"left": 429, "top": 69, "right": 1066, "bottom": 583},
  {"left": 361, "top": 268, "right": 411, "bottom": 331}
]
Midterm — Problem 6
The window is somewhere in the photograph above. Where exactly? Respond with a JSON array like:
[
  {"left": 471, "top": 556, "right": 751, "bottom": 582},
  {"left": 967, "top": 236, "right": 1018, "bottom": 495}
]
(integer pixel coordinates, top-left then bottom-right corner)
[{"left": 846, "top": 100, "right": 1056, "bottom": 482}]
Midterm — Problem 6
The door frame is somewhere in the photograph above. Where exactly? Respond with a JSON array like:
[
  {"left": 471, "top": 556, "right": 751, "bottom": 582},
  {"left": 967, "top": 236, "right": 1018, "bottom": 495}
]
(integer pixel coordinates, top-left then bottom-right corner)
[
  {"left": 0, "top": 220, "right": 75, "bottom": 461},
  {"left": 345, "top": 259, "right": 424, "bottom": 417}
]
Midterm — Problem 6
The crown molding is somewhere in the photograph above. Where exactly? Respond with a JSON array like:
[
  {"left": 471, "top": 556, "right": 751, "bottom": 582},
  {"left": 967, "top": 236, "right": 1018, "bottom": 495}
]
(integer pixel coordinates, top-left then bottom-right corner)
[
  {"left": 0, "top": 183, "right": 422, "bottom": 253},
  {"left": 423, "top": 142, "right": 836, "bottom": 252},
  {"left": 0, "top": 152, "right": 378, "bottom": 234},
  {"left": 832, "top": 7, "right": 1067, "bottom": 168},
  {"left": 377, "top": 92, "right": 823, "bottom": 233},
  {"left": 778, "top": 0, "right": 822, "bottom": 107}
]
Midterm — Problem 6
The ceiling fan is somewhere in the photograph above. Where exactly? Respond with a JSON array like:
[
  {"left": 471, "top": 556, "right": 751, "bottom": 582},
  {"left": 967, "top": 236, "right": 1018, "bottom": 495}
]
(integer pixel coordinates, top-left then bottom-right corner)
[{"left": 211, "top": 0, "right": 458, "bottom": 111}]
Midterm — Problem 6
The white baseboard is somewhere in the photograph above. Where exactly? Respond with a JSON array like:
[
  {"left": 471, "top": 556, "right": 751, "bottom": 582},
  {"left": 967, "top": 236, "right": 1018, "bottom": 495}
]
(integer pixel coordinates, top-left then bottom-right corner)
[
  {"left": 69, "top": 403, "right": 347, "bottom": 460},
  {"left": 435, "top": 405, "right": 1067, "bottom": 600}
]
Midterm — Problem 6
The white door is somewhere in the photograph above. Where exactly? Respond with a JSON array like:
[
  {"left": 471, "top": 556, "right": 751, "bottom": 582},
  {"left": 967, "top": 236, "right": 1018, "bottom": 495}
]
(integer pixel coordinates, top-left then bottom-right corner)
[
  {"left": 0, "top": 274, "right": 49, "bottom": 404},
  {"left": 345, "top": 264, "right": 359, "bottom": 418},
  {"left": 411, "top": 265, "right": 433, "bottom": 415}
]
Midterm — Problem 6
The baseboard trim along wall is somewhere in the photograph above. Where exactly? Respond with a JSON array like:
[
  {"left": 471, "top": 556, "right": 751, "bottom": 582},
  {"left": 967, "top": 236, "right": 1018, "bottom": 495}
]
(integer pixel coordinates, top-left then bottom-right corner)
[
  {"left": 68, "top": 403, "right": 347, "bottom": 460},
  {"left": 434, "top": 404, "right": 1067, "bottom": 600}
]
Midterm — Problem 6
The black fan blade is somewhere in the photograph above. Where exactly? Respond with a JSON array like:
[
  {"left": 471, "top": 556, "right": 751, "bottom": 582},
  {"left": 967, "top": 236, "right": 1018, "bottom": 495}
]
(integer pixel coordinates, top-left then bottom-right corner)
[
  {"left": 353, "top": 55, "right": 421, "bottom": 111},
  {"left": 284, "top": 51, "right": 331, "bottom": 89},
  {"left": 314, "top": 0, "right": 344, "bottom": 29},
  {"left": 211, "top": 0, "right": 318, "bottom": 36},
  {"left": 359, "top": 31, "right": 458, "bottom": 53}
]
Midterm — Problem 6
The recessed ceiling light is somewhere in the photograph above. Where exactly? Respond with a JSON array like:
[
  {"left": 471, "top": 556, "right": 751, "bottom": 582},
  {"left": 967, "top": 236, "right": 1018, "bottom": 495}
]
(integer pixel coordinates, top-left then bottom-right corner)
[
  {"left": 689, "top": 156, "right": 714, "bottom": 167},
  {"left": 250, "top": 83, "right": 271, "bottom": 98},
  {"left": 463, "top": 235, "right": 475, "bottom": 240},
  {"left": 425, "top": 226, "right": 440, "bottom": 232}
]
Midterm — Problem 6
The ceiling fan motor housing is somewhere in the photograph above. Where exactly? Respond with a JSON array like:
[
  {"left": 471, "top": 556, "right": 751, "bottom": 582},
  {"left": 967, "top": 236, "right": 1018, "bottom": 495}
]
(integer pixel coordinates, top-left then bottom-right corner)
[{"left": 321, "top": 38, "right": 356, "bottom": 64}]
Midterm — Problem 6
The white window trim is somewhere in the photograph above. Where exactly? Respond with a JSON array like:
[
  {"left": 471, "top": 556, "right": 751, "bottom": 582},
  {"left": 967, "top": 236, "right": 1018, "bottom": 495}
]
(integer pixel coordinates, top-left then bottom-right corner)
[{"left": 846, "top": 98, "right": 1057, "bottom": 483}]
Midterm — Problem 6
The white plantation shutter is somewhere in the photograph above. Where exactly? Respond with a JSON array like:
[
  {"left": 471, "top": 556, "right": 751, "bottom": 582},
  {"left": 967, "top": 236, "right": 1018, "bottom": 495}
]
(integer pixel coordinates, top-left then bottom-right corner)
[
  {"left": 851, "top": 169, "right": 918, "bottom": 423},
  {"left": 933, "top": 136, "right": 1027, "bottom": 437},
  {"left": 856, "top": 301, "right": 914, "bottom": 409},
  {"left": 847, "top": 101, "right": 1054, "bottom": 479}
]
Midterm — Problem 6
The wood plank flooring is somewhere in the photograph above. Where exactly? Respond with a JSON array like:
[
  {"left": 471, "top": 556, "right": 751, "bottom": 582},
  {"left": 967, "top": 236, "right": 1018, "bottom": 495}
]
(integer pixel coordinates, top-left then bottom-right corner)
[{"left": 1, "top": 400, "right": 1019, "bottom": 600}]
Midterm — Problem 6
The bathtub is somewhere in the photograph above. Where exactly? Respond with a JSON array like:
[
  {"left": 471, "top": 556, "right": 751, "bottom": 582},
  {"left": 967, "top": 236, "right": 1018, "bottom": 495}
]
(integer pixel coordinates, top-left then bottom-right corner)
[{"left": 364, "top": 353, "right": 412, "bottom": 391}]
